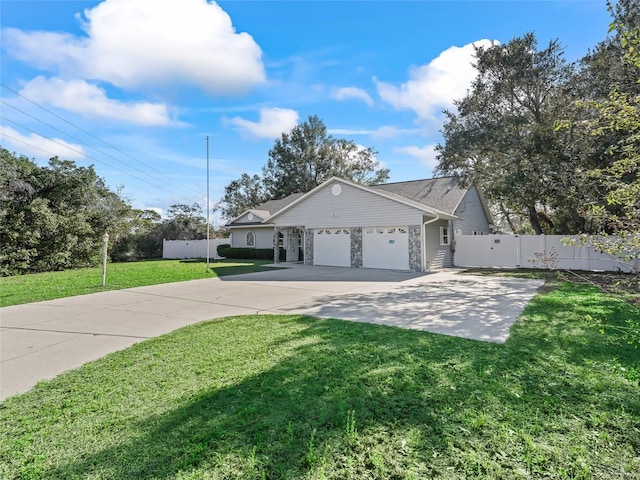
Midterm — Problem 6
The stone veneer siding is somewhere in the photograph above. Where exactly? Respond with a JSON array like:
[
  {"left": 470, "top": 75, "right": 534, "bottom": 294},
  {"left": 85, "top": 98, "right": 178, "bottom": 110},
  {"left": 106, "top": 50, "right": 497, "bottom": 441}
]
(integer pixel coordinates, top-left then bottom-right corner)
[
  {"left": 409, "top": 224, "right": 422, "bottom": 272},
  {"left": 273, "top": 227, "right": 280, "bottom": 263},
  {"left": 350, "top": 227, "right": 363, "bottom": 268},
  {"left": 304, "top": 228, "right": 314, "bottom": 265}
]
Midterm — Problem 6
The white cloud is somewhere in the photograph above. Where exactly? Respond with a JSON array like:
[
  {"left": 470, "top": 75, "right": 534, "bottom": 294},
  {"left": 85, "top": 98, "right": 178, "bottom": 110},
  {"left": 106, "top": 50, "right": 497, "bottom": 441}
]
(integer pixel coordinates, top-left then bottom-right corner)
[
  {"left": 332, "top": 87, "right": 374, "bottom": 107},
  {"left": 375, "top": 39, "right": 497, "bottom": 119},
  {"left": 329, "top": 125, "right": 419, "bottom": 138},
  {"left": 0, "top": 125, "right": 86, "bottom": 160},
  {"left": 228, "top": 108, "right": 299, "bottom": 139},
  {"left": 2, "top": 0, "right": 265, "bottom": 95},
  {"left": 21, "top": 76, "right": 171, "bottom": 126},
  {"left": 397, "top": 144, "right": 439, "bottom": 169}
]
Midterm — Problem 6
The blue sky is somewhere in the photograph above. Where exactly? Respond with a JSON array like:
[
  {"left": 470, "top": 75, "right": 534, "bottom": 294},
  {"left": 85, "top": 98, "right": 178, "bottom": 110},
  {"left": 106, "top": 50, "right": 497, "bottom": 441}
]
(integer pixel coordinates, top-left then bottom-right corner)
[{"left": 0, "top": 0, "right": 612, "bottom": 224}]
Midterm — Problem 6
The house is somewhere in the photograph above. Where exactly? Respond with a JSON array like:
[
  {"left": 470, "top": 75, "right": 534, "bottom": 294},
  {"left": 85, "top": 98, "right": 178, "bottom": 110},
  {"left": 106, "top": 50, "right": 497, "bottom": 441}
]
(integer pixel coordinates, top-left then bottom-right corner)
[{"left": 224, "top": 176, "right": 493, "bottom": 271}]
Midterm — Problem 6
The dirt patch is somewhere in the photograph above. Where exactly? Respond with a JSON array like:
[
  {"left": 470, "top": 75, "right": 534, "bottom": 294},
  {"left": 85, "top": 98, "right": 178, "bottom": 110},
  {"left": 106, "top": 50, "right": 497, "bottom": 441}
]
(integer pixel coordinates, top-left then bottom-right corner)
[
  {"left": 462, "top": 268, "right": 640, "bottom": 307},
  {"left": 562, "top": 271, "right": 640, "bottom": 307}
]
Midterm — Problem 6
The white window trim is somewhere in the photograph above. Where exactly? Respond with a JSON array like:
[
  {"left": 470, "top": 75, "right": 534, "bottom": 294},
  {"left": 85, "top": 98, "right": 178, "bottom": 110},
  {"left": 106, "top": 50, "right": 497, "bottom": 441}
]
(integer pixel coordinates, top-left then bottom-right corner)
[
  {"left": 246, "top": 231, "right": 255, "bottom": 247},
  {"left": 440, "top": 226, "right": 449, "bottom": 246}
]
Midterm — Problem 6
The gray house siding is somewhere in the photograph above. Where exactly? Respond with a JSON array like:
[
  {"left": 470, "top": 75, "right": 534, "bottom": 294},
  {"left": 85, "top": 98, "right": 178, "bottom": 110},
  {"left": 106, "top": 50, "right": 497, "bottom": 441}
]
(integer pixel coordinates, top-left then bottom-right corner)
[
  {"left": 273, "top": 182, "right": 425, "bottom": 228},
  {"left": 425, "top": 220, "right": 452, "bottom": 269},
  {"left": 229, "top": 227, "right": 273, "bottom": 249},
  {"left": 452, "top": 185, "right": 491, "bottom": 235}
]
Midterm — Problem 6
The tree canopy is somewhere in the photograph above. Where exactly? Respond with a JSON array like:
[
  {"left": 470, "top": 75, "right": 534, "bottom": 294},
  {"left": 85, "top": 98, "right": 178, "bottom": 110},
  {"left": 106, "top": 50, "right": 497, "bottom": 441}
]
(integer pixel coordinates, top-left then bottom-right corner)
[
  {"left": 435, "top": 33, "right": 576, "bottom": 234},
  {"left": 568, "top": 0, "right": 640, "bottom": 270},
  {"left": 221, "top": 115, "right": 389, "bottom": 220},
  {"left": 0, "top": 149, "right": 222, "bottom": 274},
  {"left": 1, "top": 149, "right": 130, "bottom": 275}
]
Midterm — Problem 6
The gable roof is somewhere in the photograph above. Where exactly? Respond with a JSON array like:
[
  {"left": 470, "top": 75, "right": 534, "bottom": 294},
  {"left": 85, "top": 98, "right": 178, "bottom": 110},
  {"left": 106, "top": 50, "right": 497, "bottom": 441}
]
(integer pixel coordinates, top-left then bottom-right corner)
[
  {"left": 255, "top": 192, "right": 306, "bottom": 215},
  {"left": 264, "top": 177, "right": 459, "bottom": 223},
  {"left": 225, "top": 192, "right": 305, "bottom": 226}
]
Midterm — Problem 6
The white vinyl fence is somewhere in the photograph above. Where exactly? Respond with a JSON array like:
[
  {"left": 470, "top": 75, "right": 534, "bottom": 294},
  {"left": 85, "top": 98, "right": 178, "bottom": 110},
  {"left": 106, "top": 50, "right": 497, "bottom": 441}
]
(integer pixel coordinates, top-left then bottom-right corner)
[
  {"left": 454, "top": 234, "right": 637, "bottom": 273},
  {"left": 162, "top": 239, "right": 229, "bottom": 259}
]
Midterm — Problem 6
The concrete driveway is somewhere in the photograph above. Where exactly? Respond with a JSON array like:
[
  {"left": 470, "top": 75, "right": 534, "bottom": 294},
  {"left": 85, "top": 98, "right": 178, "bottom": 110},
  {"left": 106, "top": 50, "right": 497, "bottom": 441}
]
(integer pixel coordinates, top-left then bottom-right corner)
[{"left": 0, "top": 266, "right": 543, "bottom": 400}]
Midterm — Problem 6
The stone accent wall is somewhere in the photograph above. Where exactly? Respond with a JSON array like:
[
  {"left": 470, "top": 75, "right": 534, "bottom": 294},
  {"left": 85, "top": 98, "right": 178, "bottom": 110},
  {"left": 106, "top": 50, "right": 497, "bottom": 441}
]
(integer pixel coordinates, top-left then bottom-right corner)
[
  {"left": 409, "top": 224, "right": 422, "bottom": 272},
  {"left": 350, "top": 227, "right": 363, "bottom": 268},
  {"left": 304, "top": 229, "right": 314, "bottom": 265},
  {"left": 273, "top": 227, "right": 281, "bottom": 263}
]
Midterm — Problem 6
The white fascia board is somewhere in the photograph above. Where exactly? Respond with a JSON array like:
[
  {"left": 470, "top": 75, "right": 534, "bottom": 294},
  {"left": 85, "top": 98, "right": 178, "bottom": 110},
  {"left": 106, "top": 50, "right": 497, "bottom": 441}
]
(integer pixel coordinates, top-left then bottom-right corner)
[
  {"left": 227, "top": 223, "right": 275, "bottom": 229},
  {"left": 265, "top": 176, "right": 457, "bottom": 222},
  {"left": 224, "top": 209, "right": 271, "bottom": 227}
]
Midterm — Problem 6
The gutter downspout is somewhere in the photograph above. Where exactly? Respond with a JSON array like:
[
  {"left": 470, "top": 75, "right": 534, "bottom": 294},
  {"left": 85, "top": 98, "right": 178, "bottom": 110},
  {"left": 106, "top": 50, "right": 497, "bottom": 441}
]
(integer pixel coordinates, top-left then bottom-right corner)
[{"left": 422, "top": 215, "right": 440, "bottom": 272}]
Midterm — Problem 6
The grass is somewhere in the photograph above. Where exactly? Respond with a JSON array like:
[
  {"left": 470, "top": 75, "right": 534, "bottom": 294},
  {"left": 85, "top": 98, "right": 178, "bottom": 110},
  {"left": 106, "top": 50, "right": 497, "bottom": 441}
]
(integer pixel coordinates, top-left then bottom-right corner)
[
  {"left": 1, "top": 282, "right": 639, "bottom": 479},
  {"left": 0, "top": 259, "right": 274, "bottom": 307}
]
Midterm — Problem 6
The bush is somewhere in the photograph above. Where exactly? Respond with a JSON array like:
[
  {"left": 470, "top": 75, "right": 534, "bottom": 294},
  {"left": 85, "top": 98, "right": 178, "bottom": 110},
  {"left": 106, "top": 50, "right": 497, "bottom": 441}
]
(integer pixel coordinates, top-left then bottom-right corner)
[
  {"left": 217, "top": 244, "right": 274, "bottom": 260},
  {"left": 217, "top": 244, "right": 230, "bottom": 257}
]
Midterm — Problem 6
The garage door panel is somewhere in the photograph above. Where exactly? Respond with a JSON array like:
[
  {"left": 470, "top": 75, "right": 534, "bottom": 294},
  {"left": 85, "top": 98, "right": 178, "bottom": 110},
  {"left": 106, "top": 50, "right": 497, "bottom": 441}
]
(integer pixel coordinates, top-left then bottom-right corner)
[
  {"left": 314, "top": 228, "right": 351, "bottom": 267},
  {"left": 363, "top": 226, "right": 409, "bottom": 270}
]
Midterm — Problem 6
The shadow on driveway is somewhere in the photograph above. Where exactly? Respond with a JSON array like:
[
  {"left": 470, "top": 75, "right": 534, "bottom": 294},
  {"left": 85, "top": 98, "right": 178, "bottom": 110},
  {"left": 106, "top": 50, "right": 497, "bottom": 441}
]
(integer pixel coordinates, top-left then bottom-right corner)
[{"left": 280, "top": 277, "right": 544, "bottom": 343}]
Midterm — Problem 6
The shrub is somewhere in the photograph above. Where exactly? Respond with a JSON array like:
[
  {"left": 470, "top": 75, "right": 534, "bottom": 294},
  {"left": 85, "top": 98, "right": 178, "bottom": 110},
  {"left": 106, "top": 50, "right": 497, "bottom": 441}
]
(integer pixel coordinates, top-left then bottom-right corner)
[{"left": 217, "top": 244, "right": 274, "bottom": 260}]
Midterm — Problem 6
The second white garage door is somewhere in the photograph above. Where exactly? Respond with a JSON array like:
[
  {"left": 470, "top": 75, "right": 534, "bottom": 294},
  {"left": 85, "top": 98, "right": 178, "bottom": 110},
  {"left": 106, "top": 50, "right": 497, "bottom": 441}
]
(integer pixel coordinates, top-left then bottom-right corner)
[
  {"left": 314, "top": 228, "right": 351, "bottom": 267},
  {"left": 363, "top": 226, "right": 409, "bottom": 270}
]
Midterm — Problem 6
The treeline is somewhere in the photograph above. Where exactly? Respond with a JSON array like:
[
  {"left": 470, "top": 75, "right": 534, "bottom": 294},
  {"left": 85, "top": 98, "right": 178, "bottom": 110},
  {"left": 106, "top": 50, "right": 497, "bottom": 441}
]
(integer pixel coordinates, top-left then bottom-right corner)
[
  {"left": 436, "top": 0, "right": 638, "bottom": 241},
  {"left": 0, "top": 149, "right": 217, "bottom": 276}
]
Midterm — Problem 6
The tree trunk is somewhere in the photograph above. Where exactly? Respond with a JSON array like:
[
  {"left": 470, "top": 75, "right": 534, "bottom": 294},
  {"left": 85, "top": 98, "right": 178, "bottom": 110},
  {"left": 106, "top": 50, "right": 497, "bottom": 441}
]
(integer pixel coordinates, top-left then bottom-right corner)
[{"left": 528, "top": 205, "right": 544, "bottom": 235}]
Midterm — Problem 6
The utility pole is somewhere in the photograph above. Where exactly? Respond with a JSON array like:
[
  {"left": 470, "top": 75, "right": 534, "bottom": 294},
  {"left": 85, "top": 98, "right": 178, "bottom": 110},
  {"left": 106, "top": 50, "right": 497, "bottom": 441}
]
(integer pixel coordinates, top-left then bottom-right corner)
[{"left": 206, "top": 135, "right": 210, "bottom": 271}]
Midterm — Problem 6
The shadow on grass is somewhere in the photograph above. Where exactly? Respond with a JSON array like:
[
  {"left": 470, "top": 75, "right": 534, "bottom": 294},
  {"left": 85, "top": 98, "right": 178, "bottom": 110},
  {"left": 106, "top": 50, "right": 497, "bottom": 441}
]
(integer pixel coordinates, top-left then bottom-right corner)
[
  {"left": 35, "top": 284, "right": 640, "bottom": 479},
  {"left": 177, "top": 258, "right": 277, "bottom": 277}
]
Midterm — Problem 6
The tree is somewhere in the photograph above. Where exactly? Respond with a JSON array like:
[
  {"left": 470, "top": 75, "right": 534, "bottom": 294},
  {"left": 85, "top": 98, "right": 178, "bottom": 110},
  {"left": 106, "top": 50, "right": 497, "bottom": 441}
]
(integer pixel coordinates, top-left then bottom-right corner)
[
  {"left": 221, "top": 173, "right": 266, "bottom": 220},
  {"left": 572, "top": 2, "right": 640, "bottom": 273},
  {"left": 162, "top": 203, "right": 208, "bottom": 240},
  {"left": 263, "top": 115, "right": 388, "bottom": 199},
  {"left": 221, "top": 115, "right": 389, "bottom": 220},
  {"left": 435, "top": 34, "right": 576, "bottom": 234},
  {"left": 0, "top": 149, "right": 132, "bottom": 275}
]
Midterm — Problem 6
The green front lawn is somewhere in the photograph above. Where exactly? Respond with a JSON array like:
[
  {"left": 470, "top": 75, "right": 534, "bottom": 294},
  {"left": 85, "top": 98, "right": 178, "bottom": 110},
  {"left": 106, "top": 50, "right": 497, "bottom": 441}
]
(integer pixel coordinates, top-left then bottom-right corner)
[
  {"left": 1, "top": 282, "right": 638, "bottom": 479},
  {"left": 0, "top": 259, "right": 274, "bottom": 307}
]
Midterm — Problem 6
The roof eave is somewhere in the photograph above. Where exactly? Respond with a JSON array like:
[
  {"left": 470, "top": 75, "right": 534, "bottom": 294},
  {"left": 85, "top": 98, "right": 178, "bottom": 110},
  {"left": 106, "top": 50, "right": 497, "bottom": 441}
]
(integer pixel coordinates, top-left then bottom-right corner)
[{"left": 265, "top": 176, "right": 459, "bottom": 223}]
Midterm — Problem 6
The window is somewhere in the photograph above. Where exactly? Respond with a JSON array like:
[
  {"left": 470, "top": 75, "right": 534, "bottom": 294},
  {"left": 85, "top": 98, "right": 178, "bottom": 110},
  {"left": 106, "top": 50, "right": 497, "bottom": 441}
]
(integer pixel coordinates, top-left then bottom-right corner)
[
  {"left": 246, "top": 231, "right": 255, "bottom": 247},
  {"left": 473, "top": 231, "right": 486, "bottom": 236},
  {"left": 440, "top": 226, "right": 449, "bottom": 246}
]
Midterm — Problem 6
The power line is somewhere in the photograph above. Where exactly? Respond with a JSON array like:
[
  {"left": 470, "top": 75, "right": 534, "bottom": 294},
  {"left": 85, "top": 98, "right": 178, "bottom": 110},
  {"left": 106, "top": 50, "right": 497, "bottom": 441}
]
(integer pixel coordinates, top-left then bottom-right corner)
[
  {"left": 0, "top": 131, "right": 188, "bottom": 206},
  {"left": 1, "top": 83, "right": 169, "bottom": 178},
  {"left": 0, "top": 82, "right": 209, "bottom": 204},
  {"left": 0, "top": 99, "right": 196, "bottom": 200},
  {"left": 0, "top": 115, "right": 195, "bottom": 201}
]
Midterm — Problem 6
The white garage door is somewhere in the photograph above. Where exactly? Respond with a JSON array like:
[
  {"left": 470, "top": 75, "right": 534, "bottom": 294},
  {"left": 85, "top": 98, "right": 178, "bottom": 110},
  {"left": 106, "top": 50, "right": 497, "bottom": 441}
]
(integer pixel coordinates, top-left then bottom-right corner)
[
  {"left": 363, "top": 226, "right": 409, "bottom": 270},
  {"left": 314, "top": 228, "right": 351, "bottom": 267}
]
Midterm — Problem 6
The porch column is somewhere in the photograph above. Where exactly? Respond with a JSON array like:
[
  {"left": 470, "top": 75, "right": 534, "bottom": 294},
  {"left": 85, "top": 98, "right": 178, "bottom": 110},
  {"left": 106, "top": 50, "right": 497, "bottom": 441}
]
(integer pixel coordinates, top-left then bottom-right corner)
[
  {"left": 273, "top": 226, "right": 281, "bottom": 264},
  {"left": 408, "top": 225, "right": 422, "bottom": 272},
  {"left": 304, "top": 228, "right": 314, "bottom": 265}
]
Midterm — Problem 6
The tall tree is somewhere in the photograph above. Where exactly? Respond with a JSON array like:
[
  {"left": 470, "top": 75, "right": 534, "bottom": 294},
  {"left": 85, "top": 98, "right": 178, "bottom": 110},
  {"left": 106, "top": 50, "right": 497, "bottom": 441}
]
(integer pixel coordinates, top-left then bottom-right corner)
[
  {"left": 263, "top": 115, "right": 388, "bottom": 199},
  {"left": 220, "top": 173, "right": 266, "bottom": 220},
  {"left": 436, "top": 34, "right": 575, "bottom": 234},
  {"left": 221, "top": 115, "right": 389, "bottom": 220},
  {"left": 575, "top": 2, "right": 640, "bottom": 271}
]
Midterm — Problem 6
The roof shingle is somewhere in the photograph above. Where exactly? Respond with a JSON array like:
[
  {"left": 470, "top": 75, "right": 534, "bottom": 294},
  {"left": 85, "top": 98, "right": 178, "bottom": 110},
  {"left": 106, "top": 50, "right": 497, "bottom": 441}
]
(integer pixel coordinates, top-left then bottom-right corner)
[{"left": 370, "top": 177, "right": 465, "bottom": 215}]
